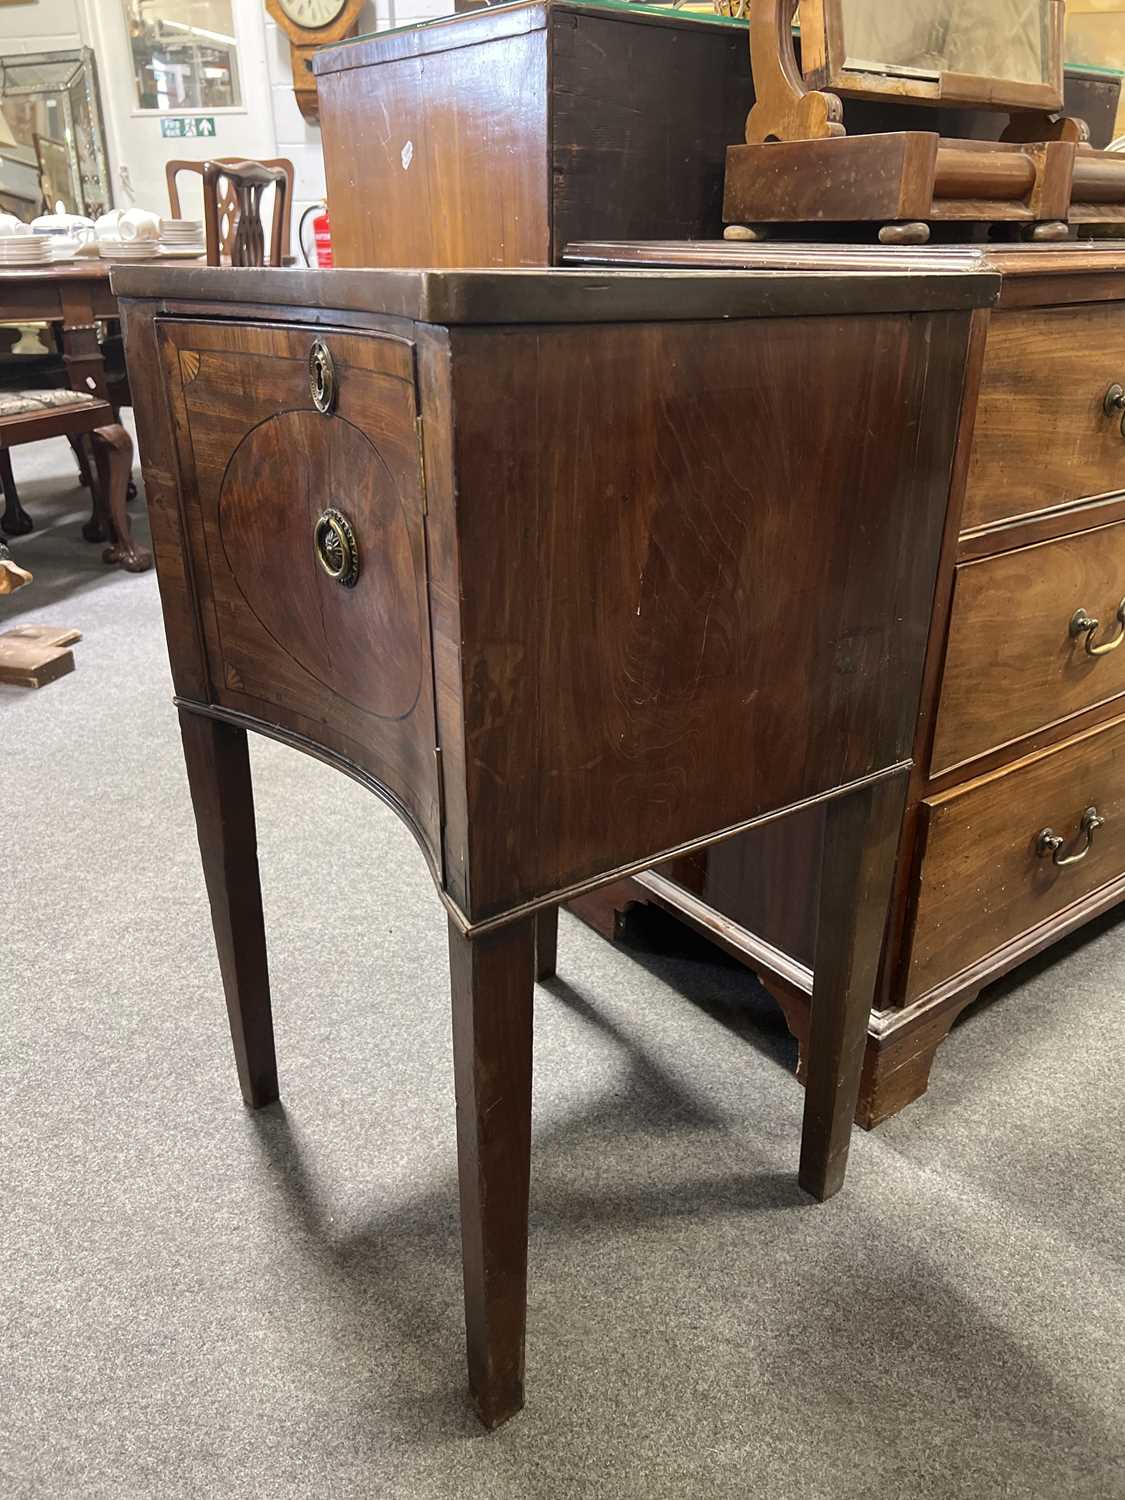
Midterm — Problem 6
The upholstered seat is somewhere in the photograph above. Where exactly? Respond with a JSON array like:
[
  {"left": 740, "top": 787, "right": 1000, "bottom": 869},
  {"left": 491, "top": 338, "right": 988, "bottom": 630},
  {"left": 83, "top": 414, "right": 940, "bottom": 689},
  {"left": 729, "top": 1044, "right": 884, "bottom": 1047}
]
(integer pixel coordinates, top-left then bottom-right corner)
[
  {"left": 0, "top": 384, "right": 149, "bottom": 570},
  {"left": 0, "top": 388, "right": 97, "bottom": 419}
]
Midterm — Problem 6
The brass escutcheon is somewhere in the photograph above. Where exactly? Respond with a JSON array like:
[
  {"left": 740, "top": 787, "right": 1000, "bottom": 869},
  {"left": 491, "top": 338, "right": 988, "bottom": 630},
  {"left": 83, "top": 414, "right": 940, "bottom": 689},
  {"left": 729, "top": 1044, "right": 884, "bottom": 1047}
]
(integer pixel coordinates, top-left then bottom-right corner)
[
  {"left": 309, "top": 339, "right": 336, "bottom": 414},
  {"left": 1036, "top": 806, "right": 1105, "bottom": 867},
  {"left": 313, "top": 507, "right": 359, "bottom": 587}
]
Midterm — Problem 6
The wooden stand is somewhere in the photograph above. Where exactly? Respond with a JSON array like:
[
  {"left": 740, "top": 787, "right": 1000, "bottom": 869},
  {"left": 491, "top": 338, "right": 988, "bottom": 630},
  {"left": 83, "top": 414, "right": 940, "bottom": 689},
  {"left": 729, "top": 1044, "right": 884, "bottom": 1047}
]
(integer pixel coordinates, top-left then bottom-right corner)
[{"left": 725, "top": 0, "right": 1125, "bottom": 242}]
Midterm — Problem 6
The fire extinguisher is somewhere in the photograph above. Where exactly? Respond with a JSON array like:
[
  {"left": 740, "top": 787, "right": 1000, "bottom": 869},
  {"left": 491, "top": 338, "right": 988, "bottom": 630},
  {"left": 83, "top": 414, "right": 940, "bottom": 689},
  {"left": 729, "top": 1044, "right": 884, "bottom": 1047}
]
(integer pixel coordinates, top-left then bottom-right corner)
[{"left": 299, "top": 202, "right": 333, "bottom": 267}]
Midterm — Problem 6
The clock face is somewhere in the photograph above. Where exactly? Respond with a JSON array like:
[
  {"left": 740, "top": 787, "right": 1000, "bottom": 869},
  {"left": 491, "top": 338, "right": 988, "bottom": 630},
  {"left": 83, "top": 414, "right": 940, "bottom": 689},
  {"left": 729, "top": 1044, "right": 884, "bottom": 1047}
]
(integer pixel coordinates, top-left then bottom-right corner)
[{"left": 276, "top": 0, "right": 348, "bottom": 29}]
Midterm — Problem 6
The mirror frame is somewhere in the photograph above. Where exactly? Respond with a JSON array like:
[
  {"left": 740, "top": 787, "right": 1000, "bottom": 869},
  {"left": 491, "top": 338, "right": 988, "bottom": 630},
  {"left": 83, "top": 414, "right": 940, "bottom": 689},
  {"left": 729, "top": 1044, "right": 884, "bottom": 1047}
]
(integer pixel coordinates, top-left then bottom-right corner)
[
  {"left": 0, "top": 47, "right": 112, "bottom": 219},
  {"left": 799, "top": 0, "right": 1066, "bottom": 114}
]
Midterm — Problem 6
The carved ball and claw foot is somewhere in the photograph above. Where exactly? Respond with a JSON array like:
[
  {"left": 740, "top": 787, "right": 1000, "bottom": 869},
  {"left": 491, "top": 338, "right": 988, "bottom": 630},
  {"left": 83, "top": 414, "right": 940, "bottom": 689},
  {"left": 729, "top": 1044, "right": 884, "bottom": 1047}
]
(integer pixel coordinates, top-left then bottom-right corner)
[{"left": 87, "top": 425, "right": 153, "bottom": 573}]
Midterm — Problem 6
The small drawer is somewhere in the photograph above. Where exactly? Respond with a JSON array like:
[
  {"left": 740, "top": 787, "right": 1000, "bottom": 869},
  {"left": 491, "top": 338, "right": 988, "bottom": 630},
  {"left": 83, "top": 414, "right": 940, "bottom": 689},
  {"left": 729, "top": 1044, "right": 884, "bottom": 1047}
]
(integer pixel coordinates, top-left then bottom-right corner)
[
  {"left": 932, "top": 520, "right": 1125, "bottom": 775},
  {"left": 907, "top": 713, "right": 1125, "bottom": 1001},
  {"left": 964, "top": 303, "right": 1125, "bottom": 532}
]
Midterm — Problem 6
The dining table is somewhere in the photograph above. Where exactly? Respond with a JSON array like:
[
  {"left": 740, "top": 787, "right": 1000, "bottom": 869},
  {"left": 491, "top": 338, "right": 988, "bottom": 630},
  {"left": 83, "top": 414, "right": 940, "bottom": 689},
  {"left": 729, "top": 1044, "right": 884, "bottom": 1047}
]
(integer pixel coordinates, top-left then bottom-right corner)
[
  {"left": 0, "top": 259, "right": 164, "bottom": 571},
  {"left": 0, "top": 261, "right": 119, "bottom": 399}
]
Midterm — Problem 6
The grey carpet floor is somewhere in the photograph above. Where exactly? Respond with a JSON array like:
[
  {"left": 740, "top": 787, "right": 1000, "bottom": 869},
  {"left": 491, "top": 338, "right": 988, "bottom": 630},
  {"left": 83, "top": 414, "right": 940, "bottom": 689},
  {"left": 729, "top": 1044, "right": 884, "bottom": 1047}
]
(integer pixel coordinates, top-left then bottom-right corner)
[{"left": 2, "top": 430, "right": 1123, "bottom": 1500}]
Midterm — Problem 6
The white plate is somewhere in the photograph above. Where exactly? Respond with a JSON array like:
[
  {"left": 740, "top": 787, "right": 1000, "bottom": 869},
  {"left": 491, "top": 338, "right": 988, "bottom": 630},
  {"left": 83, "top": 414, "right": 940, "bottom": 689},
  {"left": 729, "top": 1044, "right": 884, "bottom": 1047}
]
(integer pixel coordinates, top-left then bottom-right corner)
[
  {"left": 98, "top": 248, "right": 159, "bottom": 260},
  {"left": 158, "top": 246, "right": 206, "bottom": 259}
]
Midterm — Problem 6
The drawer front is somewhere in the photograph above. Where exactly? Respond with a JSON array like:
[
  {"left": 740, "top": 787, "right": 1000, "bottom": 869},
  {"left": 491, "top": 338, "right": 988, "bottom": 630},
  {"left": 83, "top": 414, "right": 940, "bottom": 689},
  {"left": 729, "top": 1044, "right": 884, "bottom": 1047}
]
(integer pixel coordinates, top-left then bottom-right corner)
[
  {"left": 907, "top": 713, "right": 1125, "bottom": 1001},
  {"left": 964, "top": 304, "right": 1125, "bottom": 532},
  {"left": 932, "top": 519, "right": 1125, "bottom": 774},
  {"left": 158, "top": 318, "right": 440, "bottom": 863}
]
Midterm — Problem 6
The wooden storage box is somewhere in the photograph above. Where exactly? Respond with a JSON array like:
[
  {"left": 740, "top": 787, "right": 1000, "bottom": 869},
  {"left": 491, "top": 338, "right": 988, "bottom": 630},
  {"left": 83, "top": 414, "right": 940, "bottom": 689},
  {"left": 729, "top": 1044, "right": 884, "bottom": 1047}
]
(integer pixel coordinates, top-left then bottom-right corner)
[{"left": 315, "top": 0, "right": 754, "bottom": 267}]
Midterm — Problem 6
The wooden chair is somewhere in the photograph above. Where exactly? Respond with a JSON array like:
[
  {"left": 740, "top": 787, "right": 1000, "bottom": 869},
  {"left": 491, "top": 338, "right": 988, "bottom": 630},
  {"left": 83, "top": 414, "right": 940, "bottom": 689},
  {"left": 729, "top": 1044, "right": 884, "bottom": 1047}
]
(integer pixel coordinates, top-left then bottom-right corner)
[
  {"left": 165, "top": 157, "right": 293, "bottom": 265},
  {"left": 0, "top": 388, "right": 150, "bottom": 572},
  {"left": 0, "top": 339, "right": 135, "bottom": 513}
]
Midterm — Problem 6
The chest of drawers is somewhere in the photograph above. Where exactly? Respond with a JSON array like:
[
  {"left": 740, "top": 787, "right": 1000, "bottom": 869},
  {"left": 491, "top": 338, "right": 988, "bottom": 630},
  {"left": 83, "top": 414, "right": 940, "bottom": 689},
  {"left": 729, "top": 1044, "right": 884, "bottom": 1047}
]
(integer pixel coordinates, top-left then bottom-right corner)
[
  {"left": 114, "top": 262, "right": 994, "bottom": 1424},
  {"left": 565, "top": 239, "right": 1125, "bottom": 1127}
]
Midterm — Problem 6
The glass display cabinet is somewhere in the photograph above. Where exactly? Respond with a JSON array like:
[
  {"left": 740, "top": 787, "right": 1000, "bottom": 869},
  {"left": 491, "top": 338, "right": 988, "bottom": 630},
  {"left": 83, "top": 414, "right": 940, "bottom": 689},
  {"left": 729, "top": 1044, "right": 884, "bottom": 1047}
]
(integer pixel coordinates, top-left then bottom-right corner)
[{"left": 0, "top": 48, "right": 112, "bottom": 219}]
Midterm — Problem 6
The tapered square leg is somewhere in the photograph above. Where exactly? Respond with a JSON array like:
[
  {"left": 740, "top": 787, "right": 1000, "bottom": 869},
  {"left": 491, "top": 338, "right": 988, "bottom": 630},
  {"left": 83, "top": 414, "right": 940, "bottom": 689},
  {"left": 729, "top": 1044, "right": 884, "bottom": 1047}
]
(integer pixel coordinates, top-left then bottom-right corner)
[
  {"left": 179, "top": 708, "right": 278, "bottom": 1109},
  {"left": 534, "top": 906, "right": 558, "bottom": 980},
  {"left": 449, "top": 916, "right": 535, "bottom": 1428},
  {"left": 799, "top": 771, "right": 908, "bottom": 1202}
]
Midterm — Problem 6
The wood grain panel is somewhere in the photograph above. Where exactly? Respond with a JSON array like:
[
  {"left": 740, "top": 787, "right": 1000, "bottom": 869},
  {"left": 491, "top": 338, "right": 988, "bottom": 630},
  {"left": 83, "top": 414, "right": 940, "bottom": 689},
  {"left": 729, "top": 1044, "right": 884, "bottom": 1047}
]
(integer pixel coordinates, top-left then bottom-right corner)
[
  {"left": 319, "top": 29, "right": 550, "bottom": 268},
  {"left": 444, "top": 311, "right": 970, "bottom": 919},
  {"left": 550, "top": 7, "right": 751, "bottom": 254},
  {"left": 933, "top": 519, "right": 1125, "bottom": 775},
  {"left": 673, "top": 808, "right": 826, "bottom": 971},
  {"left": 963, "top": 303, "right": 1125, "bottom": 531},
  {"left": 118, "top": 300, "right": 210, "bottom": 703},
  {"left": 157, "top": 318, "right": 441, "bottom": 865},
  {"left": 908, "top": 712, "right": 1125, "bottom": 1001}
]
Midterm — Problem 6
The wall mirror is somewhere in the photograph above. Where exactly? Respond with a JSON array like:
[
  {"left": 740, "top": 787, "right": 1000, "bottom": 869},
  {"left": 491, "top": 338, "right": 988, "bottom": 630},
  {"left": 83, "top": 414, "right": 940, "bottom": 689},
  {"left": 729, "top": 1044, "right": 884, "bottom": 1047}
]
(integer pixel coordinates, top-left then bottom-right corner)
[
  {"left": 0, "top": 48, "right": 112, "bottom": 219},
  {"left": 801, "top": 0, "right": 1065, "bottom": 112}
]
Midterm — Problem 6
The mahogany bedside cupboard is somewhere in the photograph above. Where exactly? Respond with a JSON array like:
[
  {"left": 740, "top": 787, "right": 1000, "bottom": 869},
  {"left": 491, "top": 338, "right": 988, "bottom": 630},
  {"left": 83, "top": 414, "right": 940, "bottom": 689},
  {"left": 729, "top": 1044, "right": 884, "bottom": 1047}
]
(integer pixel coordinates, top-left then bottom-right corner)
[
  {"left": 567, "top": 238, "right": 1125, "bottom": 1129},
  {"left": 114, "top": 262, "right": 997, "bottom": 1427}
]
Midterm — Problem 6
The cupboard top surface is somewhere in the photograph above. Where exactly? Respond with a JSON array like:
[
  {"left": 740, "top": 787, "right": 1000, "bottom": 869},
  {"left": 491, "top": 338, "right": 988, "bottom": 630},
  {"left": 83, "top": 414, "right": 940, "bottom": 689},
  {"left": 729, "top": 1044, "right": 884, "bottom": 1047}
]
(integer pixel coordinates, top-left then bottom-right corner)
[
  {"left": 111, "top": 264, "right": 998, "bottom": 323},
  {"left": 564, "top": 238, "right": 1125, "bottom": 281}
]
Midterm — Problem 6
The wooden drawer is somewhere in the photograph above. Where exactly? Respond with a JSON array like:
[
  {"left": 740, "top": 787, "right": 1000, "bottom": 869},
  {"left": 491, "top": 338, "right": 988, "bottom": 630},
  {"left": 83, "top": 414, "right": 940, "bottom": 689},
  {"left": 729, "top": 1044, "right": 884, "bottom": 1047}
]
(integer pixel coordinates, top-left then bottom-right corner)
[
  {"left": 964, "top": 304, "right": 1125, "bottom": 532},
  {"left": 157, "top": 318, "right": 441, "bottom": 864},
  {"left": 932, "top": 519, "right": 1125, "bottom": 775},
  {"left": 907, "top": 713, "right": 1125, "bottom": 1001}
]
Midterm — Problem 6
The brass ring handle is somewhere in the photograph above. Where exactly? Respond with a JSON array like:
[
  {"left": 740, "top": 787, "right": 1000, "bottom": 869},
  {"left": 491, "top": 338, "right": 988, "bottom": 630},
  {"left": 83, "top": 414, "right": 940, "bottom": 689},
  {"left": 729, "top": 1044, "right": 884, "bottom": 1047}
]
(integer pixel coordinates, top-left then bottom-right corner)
[
  {"left": 313, "top": 507, "right": 359, "bottom": 587},
  {"left": 309, "top": 340, "right": 336, "bottom": 415},
  {"left": 1036, "top": 806, "right": 1106, "bottom": 867},
  {"left": 1069, "top": 600, "right": 1125, "bottom": 657}
]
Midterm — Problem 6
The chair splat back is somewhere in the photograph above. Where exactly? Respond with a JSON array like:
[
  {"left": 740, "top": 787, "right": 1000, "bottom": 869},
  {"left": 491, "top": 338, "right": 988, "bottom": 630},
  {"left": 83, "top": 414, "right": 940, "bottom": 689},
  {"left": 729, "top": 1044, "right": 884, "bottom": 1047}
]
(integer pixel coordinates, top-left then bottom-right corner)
[{"left": 166, "top": 157, "right": 293, "bottom": 266}]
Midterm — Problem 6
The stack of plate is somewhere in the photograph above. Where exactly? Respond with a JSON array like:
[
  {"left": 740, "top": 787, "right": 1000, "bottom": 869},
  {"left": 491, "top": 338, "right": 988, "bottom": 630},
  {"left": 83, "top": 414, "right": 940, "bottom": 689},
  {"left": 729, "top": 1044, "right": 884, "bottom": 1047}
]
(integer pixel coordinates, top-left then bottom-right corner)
[
  {"left": 0, "top": 232, "right": 51, "bottom": 267},
  {"left": 98, "top": 237, "right": 159, "bottom": 262},
  {"left": 158, "top": 218, "right": 205, "bottom": 258},
  {"left": 47, "top": 236, "right": 84, "bottom": 262}
]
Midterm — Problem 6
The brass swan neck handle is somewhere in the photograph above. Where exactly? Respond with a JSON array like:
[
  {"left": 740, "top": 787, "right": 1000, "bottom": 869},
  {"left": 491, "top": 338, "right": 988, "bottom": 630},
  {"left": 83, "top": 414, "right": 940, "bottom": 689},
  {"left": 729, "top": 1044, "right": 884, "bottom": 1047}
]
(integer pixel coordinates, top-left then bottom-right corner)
[
  {"left": 1070, "top": 601, "right": 1125, "bottom": 657},
  {"left": 1037, "top": 807, "right": 1106, "bottom": 867}
]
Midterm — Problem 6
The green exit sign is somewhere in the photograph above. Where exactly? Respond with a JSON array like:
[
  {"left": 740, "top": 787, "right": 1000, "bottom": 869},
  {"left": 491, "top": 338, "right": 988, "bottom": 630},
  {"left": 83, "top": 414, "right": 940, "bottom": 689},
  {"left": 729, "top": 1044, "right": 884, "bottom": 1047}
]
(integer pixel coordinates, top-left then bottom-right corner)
[{"left": 160, "top": 117, "right": 216, "bottom": 139}]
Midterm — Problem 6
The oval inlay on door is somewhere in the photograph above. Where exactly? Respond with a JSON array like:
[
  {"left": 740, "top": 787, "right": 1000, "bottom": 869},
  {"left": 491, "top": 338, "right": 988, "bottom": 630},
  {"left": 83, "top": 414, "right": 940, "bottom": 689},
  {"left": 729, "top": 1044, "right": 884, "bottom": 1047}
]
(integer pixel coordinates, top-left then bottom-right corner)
[{"left": 218, "top": 409, "right": 424, "bottom": 720}]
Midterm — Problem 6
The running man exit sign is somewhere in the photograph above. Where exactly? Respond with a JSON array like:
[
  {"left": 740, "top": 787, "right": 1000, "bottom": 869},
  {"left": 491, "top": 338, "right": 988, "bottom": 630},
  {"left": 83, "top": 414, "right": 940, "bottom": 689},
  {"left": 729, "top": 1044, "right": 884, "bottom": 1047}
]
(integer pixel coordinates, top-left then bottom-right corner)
[{"left": 160, "top": 117, "right": 217, "bottom": 139}]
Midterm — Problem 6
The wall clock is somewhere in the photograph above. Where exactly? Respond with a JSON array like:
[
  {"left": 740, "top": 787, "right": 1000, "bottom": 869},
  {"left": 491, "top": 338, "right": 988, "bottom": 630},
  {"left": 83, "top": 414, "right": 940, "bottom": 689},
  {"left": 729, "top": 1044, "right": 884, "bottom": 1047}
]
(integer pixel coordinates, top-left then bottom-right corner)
[{"left": 266, "top": 0, "right": 365, "bottom": 124}]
